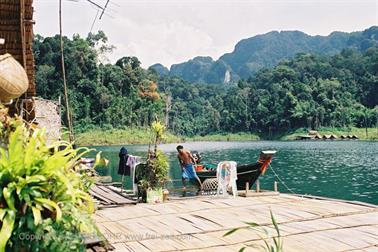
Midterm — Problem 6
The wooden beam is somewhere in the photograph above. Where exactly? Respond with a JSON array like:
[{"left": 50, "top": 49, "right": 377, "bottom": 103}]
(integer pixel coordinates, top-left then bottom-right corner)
[{"left": 19, "top": 0, "right": 27, "bottom": 69}]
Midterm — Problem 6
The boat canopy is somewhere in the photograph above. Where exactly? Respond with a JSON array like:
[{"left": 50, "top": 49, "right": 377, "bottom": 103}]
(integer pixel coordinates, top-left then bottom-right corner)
[{"left": 261, "top": 150, "right": 277, "bottom": 155}]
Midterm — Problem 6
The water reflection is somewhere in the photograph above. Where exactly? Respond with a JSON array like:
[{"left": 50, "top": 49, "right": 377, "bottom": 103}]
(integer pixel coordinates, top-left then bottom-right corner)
[{"left": 92, "top": 141, "right": 378, "bottom": 204}]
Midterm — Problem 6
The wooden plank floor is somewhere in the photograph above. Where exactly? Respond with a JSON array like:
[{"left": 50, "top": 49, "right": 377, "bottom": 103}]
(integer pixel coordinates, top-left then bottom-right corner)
[
  {"left": 94, "top": 194, "right": 378, "bottom": 252},
  {"left": 90, "top": 184, "right": 137, "bottom": 206}
]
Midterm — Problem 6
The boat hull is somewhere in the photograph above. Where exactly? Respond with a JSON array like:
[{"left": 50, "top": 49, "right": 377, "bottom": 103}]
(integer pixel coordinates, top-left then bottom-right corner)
[{"left": 196, "top": 162, "right": 263, "bottom": 190}]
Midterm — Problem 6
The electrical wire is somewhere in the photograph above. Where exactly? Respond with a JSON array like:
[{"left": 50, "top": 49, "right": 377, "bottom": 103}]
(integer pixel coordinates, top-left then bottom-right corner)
[{"left": 90, "top": 9, "right": 100, "bottom": 33}]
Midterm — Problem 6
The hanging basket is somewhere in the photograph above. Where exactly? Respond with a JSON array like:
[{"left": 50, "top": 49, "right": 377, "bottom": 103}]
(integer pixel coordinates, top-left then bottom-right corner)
[{"left": 0, "top": 54, "right": 29, "bottom": 102}]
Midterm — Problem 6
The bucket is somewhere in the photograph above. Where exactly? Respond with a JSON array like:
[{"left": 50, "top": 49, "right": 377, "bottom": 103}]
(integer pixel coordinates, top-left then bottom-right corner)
[
  {"left": 195, "top": 164, "right": 204, "bottom": 172},
  {"left": 163, "top": 189, "right": 169, "bottom": 202}
]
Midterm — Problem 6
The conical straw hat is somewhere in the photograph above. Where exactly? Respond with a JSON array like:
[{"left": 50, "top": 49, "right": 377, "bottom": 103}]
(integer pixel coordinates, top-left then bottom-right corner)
[{"left": 0, "top": 54, "right": 29, "bottom": 102}]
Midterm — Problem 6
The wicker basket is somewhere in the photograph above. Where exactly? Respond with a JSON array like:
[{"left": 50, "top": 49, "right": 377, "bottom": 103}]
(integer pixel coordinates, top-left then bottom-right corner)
[{"left": 0, "top": 54, "right": 29, "bottom": 102}]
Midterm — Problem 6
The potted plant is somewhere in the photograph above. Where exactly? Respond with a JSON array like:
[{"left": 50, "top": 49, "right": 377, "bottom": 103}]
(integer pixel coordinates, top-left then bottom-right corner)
[{"left": 136, "top": 121, "right": 170, "bottom": 203}]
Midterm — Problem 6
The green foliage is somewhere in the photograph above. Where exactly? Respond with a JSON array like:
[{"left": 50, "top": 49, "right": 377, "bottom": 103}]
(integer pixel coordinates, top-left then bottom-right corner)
[
  {"left": 224, "top": 210, "right": 283, "bottom": 252},
  {"left": 140, "top": 150, "right": 170, "bottom": 189},
  {"left": 151, "top": 121, "right": 165, "bottom": 143},
  {"left": 34, "top": 32, "right": 164, "bottom": 132},
  {"left": 187, "top": 132, "right": 260, "bottom": 142},
  {"left": 74, "top": 127, "right": 182, "bottom": 146},
  {"left": 34, "top": 30, "right": 378, "bottom": 140},
  {"left": 160, "top": 47, "right": 378, "bottom": 136},
  {"left": 169, "top": 56, "right": 215, "bottom": 83},
  {"left": 136, "top": 121, "right": 170, "bottom": 192},
  {"left": 0, "top": 107, "right": 100, "bottom": 251}
]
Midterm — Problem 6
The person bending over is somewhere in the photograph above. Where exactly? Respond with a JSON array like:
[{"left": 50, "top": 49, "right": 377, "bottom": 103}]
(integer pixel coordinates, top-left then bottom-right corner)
[{"left": 176, "top": 145, "right": 203, "bottom": 194}]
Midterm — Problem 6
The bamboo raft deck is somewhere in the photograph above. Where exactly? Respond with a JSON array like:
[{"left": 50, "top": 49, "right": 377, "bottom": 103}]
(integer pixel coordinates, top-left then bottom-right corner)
[{"left": 94, "top": 194, "right": 378, "bottom": 252}]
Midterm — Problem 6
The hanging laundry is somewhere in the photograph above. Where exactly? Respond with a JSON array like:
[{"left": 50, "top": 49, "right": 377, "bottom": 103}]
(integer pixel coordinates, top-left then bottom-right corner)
[
  {"left": 127, "top": 155, "right": 143, "bottom": 194},
  {"left": 118, "top": 147, "right": 131, "bottom": 176}
]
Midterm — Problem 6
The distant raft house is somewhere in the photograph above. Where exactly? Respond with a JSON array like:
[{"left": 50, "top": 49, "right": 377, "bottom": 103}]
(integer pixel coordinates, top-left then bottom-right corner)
[
  {"left": 0, "top": 0, "right": 61, "bottom": 143},
  {"left": 296, "top": 131, "right": 358, "bottom": 140}
]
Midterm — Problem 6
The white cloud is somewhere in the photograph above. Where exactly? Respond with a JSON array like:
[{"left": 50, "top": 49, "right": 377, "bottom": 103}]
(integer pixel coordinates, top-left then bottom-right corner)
[
  {"left": 34, "top": 0, "right": 378, "bottom": 68},
  {"left": 108, "top": 18, "right": 218, "bottom": 67}
]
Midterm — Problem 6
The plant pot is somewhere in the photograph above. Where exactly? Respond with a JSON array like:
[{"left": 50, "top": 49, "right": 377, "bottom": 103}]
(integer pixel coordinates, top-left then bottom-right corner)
[
  {"left": 147, "top": 188, "right": 163, "bottom": 204},
  {"left": 138, "top": 186, "right": 147, "bottom": 203}
]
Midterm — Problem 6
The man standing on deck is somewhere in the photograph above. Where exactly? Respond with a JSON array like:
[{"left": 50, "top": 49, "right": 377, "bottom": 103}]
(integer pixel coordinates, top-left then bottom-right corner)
[{"left": 176, "top": 145, "right": 203, "bottom": 194}]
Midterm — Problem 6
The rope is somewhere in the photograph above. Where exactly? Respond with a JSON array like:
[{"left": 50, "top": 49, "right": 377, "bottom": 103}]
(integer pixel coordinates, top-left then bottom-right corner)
[{"left": 268, "top": 164, "right": 297, "bottom": 194}]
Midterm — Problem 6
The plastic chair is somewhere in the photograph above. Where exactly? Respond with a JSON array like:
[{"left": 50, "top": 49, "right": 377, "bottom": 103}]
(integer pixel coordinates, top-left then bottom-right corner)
[{"left": 216, "top": 161, "right": 238, "bottom": 197}]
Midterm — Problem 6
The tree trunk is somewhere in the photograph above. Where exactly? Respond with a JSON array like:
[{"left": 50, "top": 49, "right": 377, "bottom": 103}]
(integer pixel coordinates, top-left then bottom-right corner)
[{"left": 164, "top": 95, "right": 172, "bottom": 128}]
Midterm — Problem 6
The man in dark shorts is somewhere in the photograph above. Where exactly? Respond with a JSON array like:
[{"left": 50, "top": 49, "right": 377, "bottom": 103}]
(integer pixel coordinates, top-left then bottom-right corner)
[{"left": 176, "top": 145, "right": 203, "bottom": 193}]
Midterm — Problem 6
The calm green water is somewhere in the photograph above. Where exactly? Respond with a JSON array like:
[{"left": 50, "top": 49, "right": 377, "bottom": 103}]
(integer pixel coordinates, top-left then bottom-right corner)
[{"left": 92, "top": 141, "right": 378, "bottom": 204}]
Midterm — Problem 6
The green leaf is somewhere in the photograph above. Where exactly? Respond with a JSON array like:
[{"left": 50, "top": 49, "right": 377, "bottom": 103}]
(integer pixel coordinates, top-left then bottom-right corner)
[
  {"left": 223, "top": 227, "right": 241, "bottom": 237},
  {"left": 8, "top": 127, "right": 25, "bottom": 175},
  {"left": 244, "top": 221, "right": 260, "bottom": 227},
  {"left": 273, "top": 237, "right": 279, "bottom": 250},
  {"left": 94, "top": 151, "right": 102, "bottom": 168},
  {"left": 3, "top": 187, "right": 16, "bottom": 211},
  {"left": 261, "top": 237, "right": 270, "bottom": 252},
  {"left": 32, "top": 207, "right": 42, "bottom": 226},
  {"left": 238, "top": 247, "right": 246, "bottom": 252},
  {"left": 270, "top": 210, "right": 280, "bottom": 237},
  {"left": 24, "top": 131, "right": 38, "bottom": 169},
  {"left": 0, "top": 210, "right": 16, "bottom": 252},
  {"left": 76, "top": 191, "right": 95, "bottom": 213},
  {"left": 35, "top": 198, "right": 62, "bottom": 221},
  {"left": 0, "top": 209, "right": 6, "bottom": 220},
  {"left": 25, "top": 175, "right": 47, "bottom": 184}
]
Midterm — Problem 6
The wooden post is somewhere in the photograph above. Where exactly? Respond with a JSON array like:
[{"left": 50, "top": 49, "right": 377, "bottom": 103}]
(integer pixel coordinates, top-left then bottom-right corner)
[
  {"left": 245, "top": 182, "right": 249, "bottom": 196},
  {"left": 120, "top": 175, "right": 124, "bottom": 193},
  {"left": 59, "top": 0, "right": 74, "bottom": 143},
  {"left": 256, "top": 179, "right": 260, "bottom": 193},
  {"left": 164, "top": 94, "right": 172, "bottom": 128},
  {"left": 274, "top": 181, "right": 278, "bottom": 192},
  {"left": 20, "top": 0, "right": 27, "bottom": 69}
]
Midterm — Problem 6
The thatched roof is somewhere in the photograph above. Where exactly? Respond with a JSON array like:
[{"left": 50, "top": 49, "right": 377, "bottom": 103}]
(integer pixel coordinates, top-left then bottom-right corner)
[
  {"left": 308, "top": 130, "right": 318, "bottom": 135},
  {"left": 314, "top": 133, "right": 322, "bottom": 139},
  {"left": 296, "top": 135, "right": 313, "bottom": 140},
  {"left": 0, "top": 0, "right": 35, "bottom": 97}
]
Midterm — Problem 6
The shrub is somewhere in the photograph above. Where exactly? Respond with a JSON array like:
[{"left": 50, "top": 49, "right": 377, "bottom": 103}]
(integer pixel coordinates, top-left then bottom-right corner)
[{"left": 0, "top": 107, "right": 100, "bottom": 251}]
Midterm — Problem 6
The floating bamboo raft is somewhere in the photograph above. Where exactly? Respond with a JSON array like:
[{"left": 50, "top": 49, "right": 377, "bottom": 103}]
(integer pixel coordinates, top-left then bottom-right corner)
[{"left": 95, "top": 194, "right": 377, "bottom": 251}]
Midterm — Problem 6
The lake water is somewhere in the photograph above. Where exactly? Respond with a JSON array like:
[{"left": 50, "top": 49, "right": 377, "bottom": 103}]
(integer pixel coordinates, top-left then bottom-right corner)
[{"left": 93, "top": 141, "right": 378, "bottom": 204}]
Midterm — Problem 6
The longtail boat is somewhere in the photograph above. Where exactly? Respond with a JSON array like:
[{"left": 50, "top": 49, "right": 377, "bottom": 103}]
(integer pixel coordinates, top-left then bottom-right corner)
[{"left": 196, "top": 150, "right": 276, "bottom": 190}]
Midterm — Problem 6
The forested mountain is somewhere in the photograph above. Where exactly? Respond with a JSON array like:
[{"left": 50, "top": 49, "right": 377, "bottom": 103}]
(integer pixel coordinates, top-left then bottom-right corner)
[
  {"left": 159, "top": 48, "right": 378, "bottom": 136},
  {"left": 33, "top": 30, "right": 377, "bottom": 138},
  {"left": 148, "top": 63, "right": 169, "bottom": 76},
  {"left": 151, "top": 26, "right": 378, "bottom": 84}
]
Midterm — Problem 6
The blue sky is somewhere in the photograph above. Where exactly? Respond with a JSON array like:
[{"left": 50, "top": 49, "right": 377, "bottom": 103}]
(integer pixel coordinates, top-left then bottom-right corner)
[{"left": 34, "top": 0, "right": 378, "bottom": 67}]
